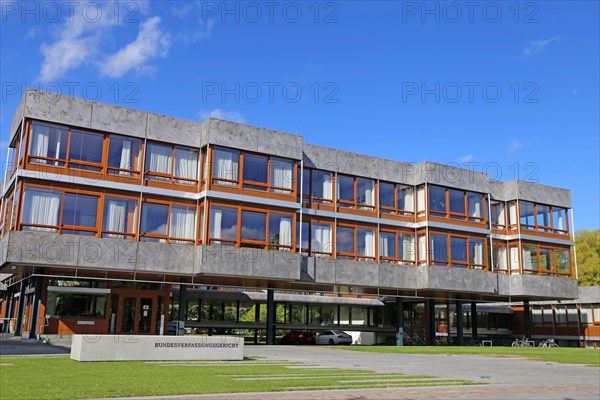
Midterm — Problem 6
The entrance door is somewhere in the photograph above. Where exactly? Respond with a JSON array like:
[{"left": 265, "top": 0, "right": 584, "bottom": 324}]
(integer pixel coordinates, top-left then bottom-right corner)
[
  {"left": 138, "top": 298, "right": 153, "bottom": 334},
  {"left": 119, "top": 297, "right": 137, "bottom": 334},
  {"left": 115, "top": 295, "right": 158, "bottom": 335}
]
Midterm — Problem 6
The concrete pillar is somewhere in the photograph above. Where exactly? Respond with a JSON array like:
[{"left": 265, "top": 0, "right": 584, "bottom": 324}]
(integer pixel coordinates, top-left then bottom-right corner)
[
  {"left": 455, "top": 299, "right": 463, "bottom": 346},
  {"left": 427, "top": 299, "right": 436, "bottom": 345},
  {"left": 14, "top": 279, "right": 27, "bottom": 337},
  {"left": 470, "top": 302, "right": 478, "bottom": 342},
  {"left": 266, "top": 289, "right": 275, "bottom": 345},
  {"left": 395, "top": 297, "right": 404, "bottom": 346},
  {"left": 28, "top": 276, "right": 43, "bottom": 340},
  {"left": 523, "top": 300, "right": 532, "bottom": 339},
  {"left": 177, "top": 284, "right": 187, "bottom": 323}
]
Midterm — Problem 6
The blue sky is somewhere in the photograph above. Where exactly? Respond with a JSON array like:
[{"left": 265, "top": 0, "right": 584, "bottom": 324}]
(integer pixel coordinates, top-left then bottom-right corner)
[{"left": 1, "top": 1, "right": 598, "bottom": 229}]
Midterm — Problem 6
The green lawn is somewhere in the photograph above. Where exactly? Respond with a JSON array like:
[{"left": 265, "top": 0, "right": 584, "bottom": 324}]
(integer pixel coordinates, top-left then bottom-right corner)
[
  {"left": 0, "top": 356, "right": 480, "bottom": 400},
  {"left": 331, "top": 346, "right": 600, "bottom": 367}
]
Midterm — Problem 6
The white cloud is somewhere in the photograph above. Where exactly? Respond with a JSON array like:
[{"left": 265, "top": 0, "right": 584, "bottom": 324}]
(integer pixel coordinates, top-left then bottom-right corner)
[
  {"left": 458, "top": 154, "right": 475, "bottom": 163},
  {"left": 507, "top": 139, "right": 524, "bottom": 155},
  {"left": 199, "top": 109, "right": 246, "bottom": 123},
  {"left": 100, "top": 17, "right": 170, "bottom": 78},
  {"left": 523, "top": 36, "right": 560, "bottom": 58}
]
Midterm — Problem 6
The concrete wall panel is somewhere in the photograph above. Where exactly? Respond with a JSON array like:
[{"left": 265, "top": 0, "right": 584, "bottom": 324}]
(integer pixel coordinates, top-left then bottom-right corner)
[
  {"left": 90, "top": 102, "right": 147, "bottom": 139},
  {"left": 146, "top": 113, "right": 203, "bottom": 148},
  {"left": 24, "top": 90, "right": 92, "bottom": 130}
]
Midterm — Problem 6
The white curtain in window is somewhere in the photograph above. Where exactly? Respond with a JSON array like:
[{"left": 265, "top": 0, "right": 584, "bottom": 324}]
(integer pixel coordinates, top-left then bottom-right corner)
[
  {"left": 555, "top": 211, "right": 565, "bottom": 231},
  {"left": 214, "top": 149, "right": 239, "bottom": 186},
  {"left": 379, "top": 234, "right": 390, "bottom": 257},
  {"left": 322, "top": 172, "right": 332, "bottom": 200},
  {"left": 403, "top": 188, "right": 414, "bottom": 211},
  {"left": 496, "top": 246, "right": 507, "bottom": 270},
  {"left": 271, "top": 159, "right": 293, "bottom": 193},
  {"left": 497, "top": 204, "right": 505, "bottom": 225},
  {"left": 418, "top": 235, "right": 427, "bottom": 263},
  {"left": 148, "top": 144, "right": 172, "bottom": 174},
  {"left": 22, "top": 188, "right": 61, "bottom": 231},
  {"left": 417, "top": 187, "right": 425, "bottom": 212},
  {"left": 472, "top": 241, "right": 484, "bottom": 265},
  {"left": 312, "top": 223, "right": 332, "bottom": 253},
  {"left": 509, "top": 203, "right": 518, "bottom": 227},
  {"left": 510, "top": 246, "right": 520, "bottom": 273},
  {"left": 210, "top": 208, "right": 223, "bottom": 239},
  {"left": 104, "top": 198, "right": 127, "bottom": 237},
  {"left": 363, "top": 180, "right": 375, "bottom": 205},
  {"left": 31, "top": 125, "right": 50, "bottom": 158},
  {"left": 119, "top": 139, "right": 132, "bottom": 175},
  {"left": 468, "top": 196, "right": 482, "bottom": 218},
  {"left": 364, "top": 230, "right": 375, "bottom": 257},
  {"left": 402, "top": 234, "right": 415, "bottom": 261},
  {"left": 175, "top": 148, "right": 198, "bottom": 181},
  {"left": 278, "top": 216, "right": 292, "bottom": 246},
  {"left": 170, "top": 206, "right": 196, "bottom": 240}
]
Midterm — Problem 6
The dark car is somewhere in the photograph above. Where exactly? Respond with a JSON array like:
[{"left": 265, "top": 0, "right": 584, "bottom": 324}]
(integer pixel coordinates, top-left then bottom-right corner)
[{"left": 280, "top": 331, "right": 316, "bottom": 345}]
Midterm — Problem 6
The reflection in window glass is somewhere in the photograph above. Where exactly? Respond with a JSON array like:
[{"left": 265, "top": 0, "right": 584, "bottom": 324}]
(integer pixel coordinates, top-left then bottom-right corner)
[
  {"left": 553, "top": 208, "right": 567, "bottom": 232},
  {"left": 102, "top": 197, "right": 137, "bottom": 238},
  {"left": 429, "top": 186, "right": 446, "bottom": 213},
  {"left": 21, "top": 187, "right": 62, "bottom": 231},
  {"left": 467, "top": 192, "right": 483, "bottom": 220},
  {"left": 379, "top": 231, "right": 396, "bottom": 259},
  {"left": 241, "top": 211, "right": 266, "bottom": 242},
  {"left": 170, "top": 205, "right": 196, "bottom": 241},
  {"left": 556, "top": 249, "right": 570, "bottom": 273},
  {"left": 69, "top": 130, "right": 103, "bottom": 169},
  {"left": 140, "top": 203, "right": 169, "bottom": 241},
  {"left": 522, "top": 246, "right": 538, "bottom": 271},
  {"left": 539, "top": 247, "right": 553, "bottom": 271},
  {"left": 312, "top": 170, "right": 333, "bottom": 201},
  {"left": 520, "top": 201, "right": 535, "bottom": 228},
  {"left": 536, "top": 205, "right": 551, "bottom": 231},
  {"left": 62, "top": 193, "right": 98, "bottom": 230},
  {"left": 145, "top": 143, "right": 172, "bottom": 180},
  {"left": 46, "top": 292, "right": 107, "bottom": 318},
  {"left": 338, "top": 176, "right": 354, "bottom": 203},
  {"left": 469, "top": 238, "right": 485, "bottom": 266},
  {"left": 29, "top": 123, "right": 68, "bottom": 165},
  {"left": 108, "top": 135, "right": 141, "bottom": 174},
  {"left": 430, "top": 233, "right": 448, "bottom": 264},
  {"left": 379, "top": 183, "right": 395, "bottom": 210},
  {"left": 450, "top": 237, "right": 467, "bottom": 266},
  {"left": 449, "top": 190, "right": 464, "bottom": 215},
  {"left": 243, "top": 154, "right": 268, "bottom": 188},
  {"left": 270, "top": 157, "right": 293, "bottom": 192},
  {"left": 268, "top": 213, "right": 292, "bottom": 247},
  {"left": 337, "top": 226, "right": 354, "bottom": 254},
  {"left": 356, "top": 178, "right": 375, "bottom": 206},
  {"left": 398, "top": 232, "right": 415, "bottom": 262},
  {"left": 296, "top": 221, "right": 309, "bottom": 252},
  {"left": 212, "top": 148, "right": 240, "bottom": 186},
  {"left": 311, "top": 222, "right": 332, "bottom": 254},
  {"left": 357, "top": 227, "right": 375, "bottom": 257}
]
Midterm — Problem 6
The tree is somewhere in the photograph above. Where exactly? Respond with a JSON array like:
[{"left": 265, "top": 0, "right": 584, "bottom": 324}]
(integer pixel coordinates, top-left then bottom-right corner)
[{"left": 575, "top": 229, "right": 600, "bottom": 286}]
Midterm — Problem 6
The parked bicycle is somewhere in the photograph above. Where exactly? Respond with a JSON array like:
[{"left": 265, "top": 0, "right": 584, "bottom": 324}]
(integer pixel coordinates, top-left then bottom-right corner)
[
  {"left": 538, "top": 338, "right": 559, "bottom": 347},
  {"left": 511, "top": 337, "right": 534, "bottom": 347}
]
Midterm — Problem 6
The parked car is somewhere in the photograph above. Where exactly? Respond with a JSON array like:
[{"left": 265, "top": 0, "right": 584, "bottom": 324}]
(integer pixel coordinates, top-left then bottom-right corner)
[
  {"left": 316, "top": 330, "right": 353, "bottom": 345},
  {"left": 280, "top": 331, "right": 316, "bottom": 345}
]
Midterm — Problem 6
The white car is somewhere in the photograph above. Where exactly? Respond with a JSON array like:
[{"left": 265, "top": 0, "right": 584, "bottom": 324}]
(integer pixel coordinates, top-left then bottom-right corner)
[{"left": 316, "top": 330, "right": 353, "bottom": 345}]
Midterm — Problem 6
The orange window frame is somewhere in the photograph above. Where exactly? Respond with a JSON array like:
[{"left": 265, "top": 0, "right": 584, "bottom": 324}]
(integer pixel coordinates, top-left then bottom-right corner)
[
  {"left": 100, "top": 193, "right": 140, "bottom": 240},
  {"left": 145, "top": 142, "right": 200, "bottom": 186},
  {"left": 106, "top": 134, "right": 144, "bottom": 178},
  {"left": 336, "top": 221, "right": 377, "bottom": 262},
  {"left": 139, "top": 197, "right": 197, "bottom": 245}
]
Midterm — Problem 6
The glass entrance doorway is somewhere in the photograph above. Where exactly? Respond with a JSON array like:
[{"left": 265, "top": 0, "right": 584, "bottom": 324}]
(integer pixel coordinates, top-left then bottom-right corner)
[{"left": 109, "top": 291, "right": 165, "bottom": 335}]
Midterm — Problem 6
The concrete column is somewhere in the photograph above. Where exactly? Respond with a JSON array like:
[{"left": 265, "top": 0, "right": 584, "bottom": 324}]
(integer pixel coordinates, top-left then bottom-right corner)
[
  {"left": 14, "top": 279, "right": 27, "bottom": 337},
  {"left": 427, "top": 299, "right": 436, "bottom": 345},
  {"left": 395, "top": 297, "right": 404, "bottom": 346},
  {"left": 470, "top": 302, "right": 478, "bottom": 342},
  {"left": 177, "top": 284, "right": 187, "bottom": 323},
  {"left": 28, "top": 276, "right": 43, "bottom": 340},
  {"left": 455, "top": 299, "right": 463, "bottom": 346},
  {"left": 266, "top": 289, "right": 275, "bottom": 345},
  {"left": 523, "top": 300, "right": 532, "bottom": 339}
]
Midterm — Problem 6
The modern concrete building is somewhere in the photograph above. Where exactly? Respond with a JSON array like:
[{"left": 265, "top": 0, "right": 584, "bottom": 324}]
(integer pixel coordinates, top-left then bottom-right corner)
[{"left": 0, "top": 89, "right": 578, "bottom": 345}]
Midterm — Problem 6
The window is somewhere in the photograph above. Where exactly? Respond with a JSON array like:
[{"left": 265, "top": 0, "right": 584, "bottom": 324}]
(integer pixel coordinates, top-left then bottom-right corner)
[
  {"left": 29, "top": 122, "right": 68, "bottom": 166},
  {"left": 310, "top": 170, "right": 333, "bottom": 203},
  {"left": 357, "top": 227, "right": 376, "bottom": 260},
  {"left": 469, "top": 238, "right": 485, "bottom": 269},
  {"left": 429, "top": 185, "right": 485, "bottom": 222},
  {"left": 107, "top": 135, "right": 142, "bottom": 176},
  {"left": 337, "top": 175, "right": 375, "bottom": 210},
  {"left": 140, "top": 201, "right": 196, "bottom": 244},
  {"left": 268, "top": 213, "right": 293, "bottom": 250},
  {"left": 467, "top": 193, "right": 483, "bottom": 222},
  {"left": 398, "top": 232, "right": 416, "bottom": 264},
  {"left": 429, "top": 232, "right": 487, "bottom": 269},
  {"left": 296, "top": 220, "right": 333, "bottom": 257},
  {"left": 68, "top": 129, "right": 104, "bottom": 171},
  {"left": 490, "top": 201, "right": 506, "bottom": 228},
  {"left": 521, "top": 244, "right": 572, "bottom": 276},
  {"left": 492, "top": 244, "right": 508, "bottom": 272},
  {"left": 270, "top": 157, "right": 294, "bottom": 194},
  {"left": 145, "top": 142, "right": 199, "bottom": 185},
  {"left": 21, "top": 187, "right": 62, "bottom": 232},
  {"left": 430, "top": 233, "right": 448, "bottom": 266},
  {"left": 555, "top": 249, "right": 570, "bottom": 275},
  {"left": 46, "top": 292, "right": 107, "bottom": 318},
  {"left": 61, "top": 193, "right": 99, "bottom": 235},
  {"left": 379, "top": 231, "right": 396, "bottom": 261},
  {"left": 241, "top": 210, "right": 267, "bottom": 247},
  {"left": 539, "top": 247, "right": 554, "bottom": 272},
  {"left": 209, "top": 205, "right": 238, "bottom": 245},
  {"left": 552, "top": 208, "right": 568, "bottom": 234},
  {"left": 379, "top": 230, "right": 416, "bottom": 265},
  {"left": 518, "top": 201, "right": 569, "bottom": 234},
  {"left": 336, "top": 225, "right": 376, "bottom": 261},
  {"left": 429, "top": 186, "right": 446, "bottom": 214},
  {"left": 212, "top": 148, "right": 240, "bottom": 186},
  {"left": 102, "top": 197, "right": 138, "bottom": 239},
  {"left": 450, "top": 236, "right": 467, "bottom": 268},
  {"left": 336, "top": 226, "right": 355, "bottom": 258},
  {"left": 379, "top": 182, "right": 414, "bottom": 215},
  {"left": 243, "top": 154, "right": 268, "bottom": 190},
  {"left": 21, "top": 187, "right": 99, "bottom": 236}
]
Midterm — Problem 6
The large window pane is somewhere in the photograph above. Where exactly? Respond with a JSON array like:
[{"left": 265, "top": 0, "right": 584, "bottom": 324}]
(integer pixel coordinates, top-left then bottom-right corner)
[
  {"left": 469, "top": 238, "right": 485, "bottom": 267},
  {"left": 379, "top": 231, "right": 396, "bottom": 258},
  {"left": 21, "top": 187, "right": 62, "bottom": 231},
  {"left": 337, "top": 175, "right": 354, "bottom": 203},
  {"left": 398, "top": 232, "right": 415, "bottom": 262},
  {"left": 210, "top": 206, "right": 238, "bottom": 242},
  {"left": 467, "top": 193, "right": 483, "bottom": 220},
  {"left": 268, "top": 213, "right": 292, "bottom": 247},
  {"left": 356, "top": 178, "right": 375, "bottom": 206},
  {"left": 62, "top": 193, "right": 98, "bottom": 230},
  {"left": 69, "top": 130, "right": 103, "bottom": 169},
  {"left": 46, "top": 292, "right": 107, "bottom": 318},
  {"left": 108, "top": 135, "right": 141, "bottom": 174},
  {"left": 539, "top": 247, "right": 553, "bottom": 271},
  {"left": 213, "top": 148, "right": 240, "bottom": 186},
  {"left": 336, "top": 226, "right": 354, "bottom": 254},
  {"left": 519, "top": 201, "right": 535, "bottom": 228},
  {"left": 141, "top": 203, "right": 169, "bottom": 239},
  {"left": 297, "top": 221, "right": 309, "bottom": 252},
  {"left": 243, "top": 154, "right": 268, "bottom": 189},
  {"left": 174, "top": 146, "right": 199, "bottom": 183},
  {"left": 430, "top": 233, "right": 448, "bottom": 264},
  {"left": 145, "top": 142, "right": 172, "bottom": 180},
  {"left": 29, "top": 123, "right": 68, "bottom": 165},
  {"left": 450, "top": 237, "right": 467, "bottom": 266},
  {"left": 102, "top": 197, "right": 137, "bottom": 238},
  {"left": 270, "top": 157, "right": 293, "bottom": 192},
  {"left": 357, "top": 228, "right": 375, "bottom": 257},
  {"left": 449, "top": 190, "right": 464, "bottom": 215},
  {"left": 398, "top": 185, "right": 414, "bottom": 212},
  {"left": 379, "top": 182, "right": 395, "bottom": 210},
  {"left": 170, "top": 205, "right": 196, "bottom": 241},
  {"left": 311, "top": 222, "right": 332, "bottom": 254},
  {"left": 522, "top": 245, "right": 538, "bottom": 271},
  {"left": 552, "top": 208, "right": 567, "bottom": 232},
  {"left": 241, "top": 211, "right": 266, "bottom": 242},
  {"left": 556, "top": 249, "right": 570, "bottom": 273},
  {"left": 429, "top": 186, "right": 446, "bottom": 213},
  {"left": 312, "top": 170, "right": 333, "bottom": 201}
]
